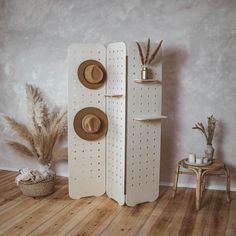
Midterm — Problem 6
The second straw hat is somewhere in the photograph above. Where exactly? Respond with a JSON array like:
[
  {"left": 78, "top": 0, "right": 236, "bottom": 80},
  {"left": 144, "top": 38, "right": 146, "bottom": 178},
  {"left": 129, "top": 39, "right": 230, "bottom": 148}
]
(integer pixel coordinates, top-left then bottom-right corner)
[
  {"left": 73, "top": 107, "right": 108, "bottom": 141},
  {"left": 77, "top": 60, "right": 106, "bottom": 89}
]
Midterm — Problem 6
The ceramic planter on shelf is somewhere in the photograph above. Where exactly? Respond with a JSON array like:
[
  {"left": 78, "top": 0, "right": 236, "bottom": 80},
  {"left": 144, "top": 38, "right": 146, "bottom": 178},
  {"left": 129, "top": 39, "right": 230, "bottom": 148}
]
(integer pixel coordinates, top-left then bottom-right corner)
[
  {"left": 205, "top": 144, "right": 215, "bottom": 160},
  {"left": 141, "top": 65, "right": 149, "bottom": 80}
]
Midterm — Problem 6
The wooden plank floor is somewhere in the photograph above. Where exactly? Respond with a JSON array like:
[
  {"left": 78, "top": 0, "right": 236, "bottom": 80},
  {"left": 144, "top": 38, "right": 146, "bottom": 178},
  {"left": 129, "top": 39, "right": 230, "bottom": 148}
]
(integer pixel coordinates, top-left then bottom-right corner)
[{"left": 0, "top": 170, "right": 235, "bottom": 236}]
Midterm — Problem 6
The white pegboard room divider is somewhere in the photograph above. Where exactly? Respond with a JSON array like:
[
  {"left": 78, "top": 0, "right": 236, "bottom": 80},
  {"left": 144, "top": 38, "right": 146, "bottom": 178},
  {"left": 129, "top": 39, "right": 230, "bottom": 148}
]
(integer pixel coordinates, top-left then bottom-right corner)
[{"left": 68, "top": 41, "right": 166, "bottom": 206}]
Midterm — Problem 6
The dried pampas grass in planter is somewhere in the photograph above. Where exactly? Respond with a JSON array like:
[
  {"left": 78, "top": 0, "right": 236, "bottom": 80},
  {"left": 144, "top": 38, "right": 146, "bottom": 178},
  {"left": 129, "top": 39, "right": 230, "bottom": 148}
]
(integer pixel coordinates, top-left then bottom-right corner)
[
  {"left": 192, "top": 115, "right": 217, "bottom": 160},
  {"left": 136, "top": 38, "right": 163, "bottom": 80},
  {"left": 1, "top": 84, "right": 68, "bottom": 197}
]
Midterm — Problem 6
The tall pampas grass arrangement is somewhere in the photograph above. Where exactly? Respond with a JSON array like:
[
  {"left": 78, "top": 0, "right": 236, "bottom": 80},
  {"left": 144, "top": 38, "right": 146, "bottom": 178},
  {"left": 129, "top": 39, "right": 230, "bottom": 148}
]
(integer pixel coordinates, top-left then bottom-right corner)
[
  {"left": 1, "top": 84, "right": 67, "bottom": 188},
  {"left": 192, "top": 115, "right": 217, "bottom": 160},
  {"left": 2, "top": 84, "right": 67, "bottom": 164},
  {"left": 136, "top": 38, "right": 163, "bottom": 66},
  {"left": 136, "top": 38, "right": 163, "bottom": 80}
]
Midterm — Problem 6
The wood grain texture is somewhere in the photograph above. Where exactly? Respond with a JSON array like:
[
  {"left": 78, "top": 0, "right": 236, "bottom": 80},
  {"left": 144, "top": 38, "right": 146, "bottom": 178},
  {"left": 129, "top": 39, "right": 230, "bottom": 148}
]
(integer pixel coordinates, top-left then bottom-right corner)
[{"left": 0, "top": 170, "right": 235, "bottom": 236}]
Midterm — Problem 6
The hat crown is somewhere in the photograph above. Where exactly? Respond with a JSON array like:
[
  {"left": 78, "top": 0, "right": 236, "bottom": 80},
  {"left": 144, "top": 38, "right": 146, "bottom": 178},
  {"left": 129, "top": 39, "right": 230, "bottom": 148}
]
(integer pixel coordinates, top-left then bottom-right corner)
[
  {"left": 82, "top": 114, "right": 101, "bottom": 134},
  {"left": 84, "top": 65, "right": 103, "bottom": 84}
]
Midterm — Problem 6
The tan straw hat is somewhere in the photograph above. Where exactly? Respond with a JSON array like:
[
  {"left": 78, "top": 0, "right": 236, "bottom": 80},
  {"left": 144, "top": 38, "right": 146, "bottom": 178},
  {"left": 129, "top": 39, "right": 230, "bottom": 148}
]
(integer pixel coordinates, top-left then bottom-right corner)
[
  {"left": 77, "top": 60, "right": 106, "bottom": 89},
  {"left": 73, "top": 107, "right": 108, "bottom": 141}
]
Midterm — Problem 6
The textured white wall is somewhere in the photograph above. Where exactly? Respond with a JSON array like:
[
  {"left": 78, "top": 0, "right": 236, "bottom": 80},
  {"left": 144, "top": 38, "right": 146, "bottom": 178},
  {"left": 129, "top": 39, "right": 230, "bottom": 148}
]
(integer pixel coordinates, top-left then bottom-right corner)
[{"left": 0, "top": 0, "right": 235, "bottom": 190}]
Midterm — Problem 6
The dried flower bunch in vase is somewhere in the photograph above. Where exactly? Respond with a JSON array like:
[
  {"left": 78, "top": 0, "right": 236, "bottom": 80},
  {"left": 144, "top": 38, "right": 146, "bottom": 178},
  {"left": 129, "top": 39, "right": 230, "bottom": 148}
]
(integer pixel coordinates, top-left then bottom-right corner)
[
  {"left": 1, "top": 84, "right": 67, "bottom": 196},
  {"left": 136, "top": 38, "right": 163, "bottom": 80},
  {"left": 192, "top": 115, "right": 217, "bottom": 160}
]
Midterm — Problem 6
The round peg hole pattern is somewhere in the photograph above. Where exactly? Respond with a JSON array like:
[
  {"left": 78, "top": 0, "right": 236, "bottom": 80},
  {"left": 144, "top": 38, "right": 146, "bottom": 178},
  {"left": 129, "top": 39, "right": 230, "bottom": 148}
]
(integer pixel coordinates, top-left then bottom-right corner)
[
  {"left": 68, "top": 44, "right": 106, "bottom": 199},
  {"left": 126, "top": 42, "right": 162, "bottom": 206},
  {"left": 106, "top": 42, "right": 126, "bottom": 205}
]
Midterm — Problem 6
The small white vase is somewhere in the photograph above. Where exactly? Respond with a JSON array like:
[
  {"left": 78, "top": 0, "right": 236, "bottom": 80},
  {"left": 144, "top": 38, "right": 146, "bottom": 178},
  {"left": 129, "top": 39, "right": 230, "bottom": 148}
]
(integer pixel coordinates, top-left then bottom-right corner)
[{"left": 205, "top": 145, "right": 214, "bottom": 160}]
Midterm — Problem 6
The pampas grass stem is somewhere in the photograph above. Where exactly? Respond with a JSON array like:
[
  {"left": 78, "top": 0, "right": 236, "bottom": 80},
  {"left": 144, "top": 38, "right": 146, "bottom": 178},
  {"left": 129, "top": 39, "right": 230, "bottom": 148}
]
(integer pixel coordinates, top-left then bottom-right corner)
[
  {"left": 148, "top": 40, "right": 163, "bottom": 65},
  {"left": 6, "top": 141, "right": 35, "bottom": 158},
  {"left": 144, "top": 38, "right": 150, "bottom": 65},
  {"left": 136, "top": 42, "right": 144, "bottom": 65}
]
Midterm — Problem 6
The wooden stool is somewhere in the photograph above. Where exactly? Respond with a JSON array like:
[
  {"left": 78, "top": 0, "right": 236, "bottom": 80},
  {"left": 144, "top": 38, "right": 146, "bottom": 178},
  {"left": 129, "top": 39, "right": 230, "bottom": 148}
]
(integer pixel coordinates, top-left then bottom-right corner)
[{"left": 172, "top": 159, "right": 231, "bottom": 210}]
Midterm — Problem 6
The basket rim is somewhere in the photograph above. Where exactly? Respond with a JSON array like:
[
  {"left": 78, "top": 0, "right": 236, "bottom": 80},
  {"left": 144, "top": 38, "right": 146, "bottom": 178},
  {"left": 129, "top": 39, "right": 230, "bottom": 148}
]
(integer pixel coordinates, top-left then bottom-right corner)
[{"left": 19, "top": 177, "right": 55, "bottom": 185}]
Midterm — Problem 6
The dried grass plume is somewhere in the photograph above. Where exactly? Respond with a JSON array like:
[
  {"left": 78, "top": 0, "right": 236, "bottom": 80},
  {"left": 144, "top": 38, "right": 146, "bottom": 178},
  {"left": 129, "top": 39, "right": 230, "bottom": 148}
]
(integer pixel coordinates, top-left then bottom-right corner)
[
  {"left": 136, "top": 38, "right": 163, "bottom": 66},
  {"left": 1, "top": 84, "right": 68, "bottom": 165},
  {"left": 192, "top": 115, "right": 217, "bottom": 145}
]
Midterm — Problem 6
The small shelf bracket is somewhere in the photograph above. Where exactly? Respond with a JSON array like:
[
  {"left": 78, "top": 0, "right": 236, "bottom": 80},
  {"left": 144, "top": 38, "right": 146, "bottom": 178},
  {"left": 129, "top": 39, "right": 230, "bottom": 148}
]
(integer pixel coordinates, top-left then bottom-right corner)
[
  {"left": 104, "top": 94, "right": 123, "bottom": 98},
  {"left": 133, "top": 115, "right": 167, "bottom": 121},
  {"left": 134, "top": 79, "right": 162, "bottom": 84}
]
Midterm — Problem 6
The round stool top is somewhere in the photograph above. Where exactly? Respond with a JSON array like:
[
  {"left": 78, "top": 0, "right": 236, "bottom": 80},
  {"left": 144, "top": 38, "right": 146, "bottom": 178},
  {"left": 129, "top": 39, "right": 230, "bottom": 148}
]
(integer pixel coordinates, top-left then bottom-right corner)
[{"left": 179, "top": 159, "right": 224, "bottom": 171}]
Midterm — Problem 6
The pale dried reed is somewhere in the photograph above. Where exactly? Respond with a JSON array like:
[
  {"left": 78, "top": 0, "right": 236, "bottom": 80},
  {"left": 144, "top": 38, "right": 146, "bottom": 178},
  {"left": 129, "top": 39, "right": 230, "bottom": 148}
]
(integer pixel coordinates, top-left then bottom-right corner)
[{"left": 1, "top": 84, "right": 68, "bottom": 165}]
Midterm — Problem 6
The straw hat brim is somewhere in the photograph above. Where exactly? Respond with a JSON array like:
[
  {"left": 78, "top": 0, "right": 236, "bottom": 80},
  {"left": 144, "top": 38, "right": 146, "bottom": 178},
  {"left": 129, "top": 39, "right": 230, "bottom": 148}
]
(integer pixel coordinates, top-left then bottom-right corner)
[
  {"left": 73, "top": 107, "right": 108, "bottom": 141},
  {"left": 77, "top": 60, "right": 106, "bottom": 89}
]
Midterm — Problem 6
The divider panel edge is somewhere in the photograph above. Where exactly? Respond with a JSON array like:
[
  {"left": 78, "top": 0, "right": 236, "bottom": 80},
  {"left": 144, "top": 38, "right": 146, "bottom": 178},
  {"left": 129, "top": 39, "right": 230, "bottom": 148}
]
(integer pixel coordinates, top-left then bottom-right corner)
[
  {"left": 106, "top": 42, "right": 126, "bottom": 205},
  {"left": 126, "top": 42, "right": 162, "bottom": 206},
  {"left": 68, "top": 44, "right": 106, "bottom": 199}
]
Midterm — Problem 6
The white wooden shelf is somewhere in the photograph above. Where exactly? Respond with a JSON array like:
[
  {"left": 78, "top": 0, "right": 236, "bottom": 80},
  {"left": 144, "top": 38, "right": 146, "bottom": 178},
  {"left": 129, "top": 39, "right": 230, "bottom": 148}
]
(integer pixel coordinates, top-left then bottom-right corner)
[
  {"left": 104, "top": 94, "right": 123, "bottom": 98},
  {"left": 133, "top": 115, "right": 167, "bottom": 121},
  {"left": 134, "top": 79, "right": 161, "bottom": 84}
]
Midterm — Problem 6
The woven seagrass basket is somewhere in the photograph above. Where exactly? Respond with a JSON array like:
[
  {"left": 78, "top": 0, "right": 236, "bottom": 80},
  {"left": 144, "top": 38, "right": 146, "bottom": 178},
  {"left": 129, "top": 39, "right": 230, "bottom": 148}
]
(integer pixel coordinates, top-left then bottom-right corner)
[{"left": 19, "top": 178, "right": 55, "bottom": 197}]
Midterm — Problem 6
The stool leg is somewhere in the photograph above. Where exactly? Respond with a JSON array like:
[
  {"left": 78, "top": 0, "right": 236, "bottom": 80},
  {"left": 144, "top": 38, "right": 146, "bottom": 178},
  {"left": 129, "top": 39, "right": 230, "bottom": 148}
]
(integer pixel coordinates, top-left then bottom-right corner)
[
  {"left": 201, "top": 175, "right": 206, "bottom": 198},
  {"left": 172, "top": 164, "right": 180, "bottom": 198},
  {"left": 224, "top": 165, "right": 231, "bottom": 202},
  {"left": 196, "top": 169, "right": 202, "bottom": 211}
]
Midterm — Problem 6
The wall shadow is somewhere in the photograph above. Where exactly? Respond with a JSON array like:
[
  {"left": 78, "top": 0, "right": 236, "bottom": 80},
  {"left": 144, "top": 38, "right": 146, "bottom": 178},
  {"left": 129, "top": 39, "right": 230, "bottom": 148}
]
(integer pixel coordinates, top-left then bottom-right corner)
[
  {"left": 215, "top": 121, "right": 225, "bottom": 161},
  {"left": 160, "top": 46, "right": 188, "bottom": 184},
  {"left": 211, "top": 121, "right": 236, "bottom": 188}
]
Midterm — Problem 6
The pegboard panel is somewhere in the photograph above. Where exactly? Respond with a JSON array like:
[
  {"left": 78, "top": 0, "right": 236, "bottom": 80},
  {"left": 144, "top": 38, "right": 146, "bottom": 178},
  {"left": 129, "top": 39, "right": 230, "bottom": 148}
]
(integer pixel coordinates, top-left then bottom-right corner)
[
  {"left": 106, "top": 42, "right": 126, "bottom": 205},
  {"left": 68, "top": 44, "right": 106, "bottom": 199},
  {"left": 126, "top": 42, "right": 162, "bottom": 206}
]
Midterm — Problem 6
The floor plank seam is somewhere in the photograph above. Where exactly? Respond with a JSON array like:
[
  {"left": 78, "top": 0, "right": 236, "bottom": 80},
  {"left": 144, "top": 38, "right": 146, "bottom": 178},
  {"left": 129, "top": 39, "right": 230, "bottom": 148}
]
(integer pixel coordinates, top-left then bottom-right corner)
[{"left": 26, "top": 199, "right": 74, "bottom": 236}]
